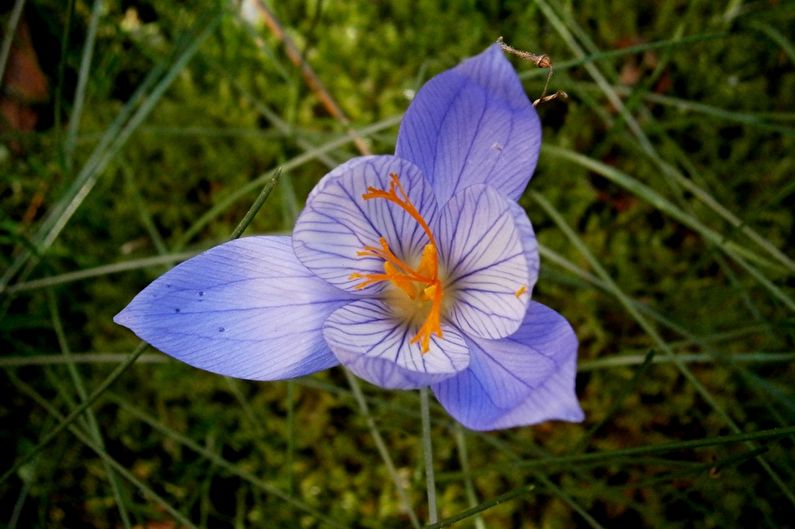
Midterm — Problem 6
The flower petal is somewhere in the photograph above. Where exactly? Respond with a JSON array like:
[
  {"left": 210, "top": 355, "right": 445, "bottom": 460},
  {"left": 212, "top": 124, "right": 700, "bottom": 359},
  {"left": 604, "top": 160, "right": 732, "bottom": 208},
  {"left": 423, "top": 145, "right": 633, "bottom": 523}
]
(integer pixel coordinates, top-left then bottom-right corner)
[
  {"left": 293, "top": 155, "right": 438, "bottom": 293},
  {"left": 396, "top": 44, "right": 541, "bottom": 205},
  {"left": 323, "top": 299, "right": 469, "bottom": 389},
  {"left": 509, "top": 201, "right": 540, "bottom": 294},
  {"left": 432, "top": 302, "right": 583, "bottom": 430},
  {"left": 438, "top": 185, "right": 529, "bottom": 339},
  {"left": 114, "top": 236, "right": 355, "bottom": 380}
]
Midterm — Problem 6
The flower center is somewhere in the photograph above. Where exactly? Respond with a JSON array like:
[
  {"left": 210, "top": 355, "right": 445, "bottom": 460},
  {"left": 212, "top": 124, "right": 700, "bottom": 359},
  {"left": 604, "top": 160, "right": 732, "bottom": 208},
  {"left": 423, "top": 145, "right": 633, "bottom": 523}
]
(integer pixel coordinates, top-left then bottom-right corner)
[{"left": 348, "top": 173, "right": 443, "bottom": 353}]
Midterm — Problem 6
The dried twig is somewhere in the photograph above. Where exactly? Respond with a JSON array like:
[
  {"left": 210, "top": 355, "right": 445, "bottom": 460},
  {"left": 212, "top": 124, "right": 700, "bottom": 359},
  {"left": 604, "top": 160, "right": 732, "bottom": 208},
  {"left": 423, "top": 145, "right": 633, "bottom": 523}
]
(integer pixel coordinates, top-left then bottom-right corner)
[
  {"left": 252, "top": 1, "right": 371, "bottom": 155},
  {"left": 497, "top": 37, "right": 565, "bottom": 107}
]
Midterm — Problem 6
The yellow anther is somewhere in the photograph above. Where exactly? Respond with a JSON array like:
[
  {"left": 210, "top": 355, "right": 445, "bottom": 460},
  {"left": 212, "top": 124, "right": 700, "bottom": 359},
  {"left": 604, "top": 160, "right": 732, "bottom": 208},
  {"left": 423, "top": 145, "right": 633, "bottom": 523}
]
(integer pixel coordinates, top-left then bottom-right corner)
[
  {"left": 515, "top": 285, "right": 528, "bottom": 298},
  {"left": 423, "top": 283, "right": 438, "bottom": 301},
  {"left": 415, "top": 243, "right": 438, "bottom": 281}
]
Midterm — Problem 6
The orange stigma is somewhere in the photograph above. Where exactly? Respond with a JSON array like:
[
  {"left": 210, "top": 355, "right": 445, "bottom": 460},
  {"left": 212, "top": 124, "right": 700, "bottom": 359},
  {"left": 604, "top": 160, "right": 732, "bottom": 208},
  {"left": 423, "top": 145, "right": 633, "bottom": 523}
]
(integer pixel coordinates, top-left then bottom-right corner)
[{"left": 348, "top": 173, "right": 443, "bottom": 353}]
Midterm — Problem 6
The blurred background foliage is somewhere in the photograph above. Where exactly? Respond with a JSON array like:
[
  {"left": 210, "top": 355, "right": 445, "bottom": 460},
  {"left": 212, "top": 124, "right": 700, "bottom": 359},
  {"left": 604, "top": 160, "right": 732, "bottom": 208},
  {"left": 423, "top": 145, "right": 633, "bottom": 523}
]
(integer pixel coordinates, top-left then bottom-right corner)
[{"left": 1, "top": 0, "right": 794, "bottom": 527}]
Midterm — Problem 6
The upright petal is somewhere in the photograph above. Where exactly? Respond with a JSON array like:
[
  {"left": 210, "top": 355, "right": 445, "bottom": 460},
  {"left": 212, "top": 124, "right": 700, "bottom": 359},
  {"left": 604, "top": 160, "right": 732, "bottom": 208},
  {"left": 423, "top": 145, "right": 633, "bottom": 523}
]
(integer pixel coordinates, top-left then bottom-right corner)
[
  {"left": 323, "top": 299, "right": 469, "bottom": 390},
  {"left": 293, "top": 155, "right": 438, "bottom": 293},
  {"left": 114, "top": 237, "right": 355, "bottom": 381},
  {"left": 396, "top": 44, "right": 541, "bottom": 205},
  {"left": 432, "top": 302, "right": 583, "bottom": 431},
  {"left": 437, "top": 185, "right": 529, "bottom": 340}
]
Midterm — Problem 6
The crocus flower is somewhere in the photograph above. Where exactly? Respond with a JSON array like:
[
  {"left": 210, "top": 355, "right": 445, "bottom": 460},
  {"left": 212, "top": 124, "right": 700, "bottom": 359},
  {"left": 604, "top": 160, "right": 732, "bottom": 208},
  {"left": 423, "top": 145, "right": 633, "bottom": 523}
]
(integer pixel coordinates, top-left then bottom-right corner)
[{"left": 115, "top": 44, "right": 583, "bottom": 430}]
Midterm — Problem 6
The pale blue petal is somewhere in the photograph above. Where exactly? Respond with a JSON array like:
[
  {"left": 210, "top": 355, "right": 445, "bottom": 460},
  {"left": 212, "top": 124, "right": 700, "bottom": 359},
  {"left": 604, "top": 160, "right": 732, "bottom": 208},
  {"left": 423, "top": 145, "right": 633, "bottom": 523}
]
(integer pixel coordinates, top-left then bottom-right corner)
[
  {"left": 323, "top": 299, "right": 469, "bottom": 390},
  {"left": 396, "top": 44, "right": 541, "bottom": 205},
  {"left": 508, "top": 201, "right": 540, "bottom": 294},
  {"left": 432, "top": 302, "right": 583, "bottom": 430},
  {"left": 293, "top": 155, "right": 438, "bottom": 293},
  {"left": 114, "top": 236, "right": 355, "bottom": 380},
  {"left": 437, "top": 185, "right": 529, "bottom": 339}
]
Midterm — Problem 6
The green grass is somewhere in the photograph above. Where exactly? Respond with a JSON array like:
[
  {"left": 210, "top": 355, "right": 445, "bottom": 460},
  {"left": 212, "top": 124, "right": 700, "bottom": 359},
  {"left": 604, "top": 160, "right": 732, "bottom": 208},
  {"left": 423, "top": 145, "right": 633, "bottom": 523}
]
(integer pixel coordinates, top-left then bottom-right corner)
[{"left": 1, "top": 0, "right": 794, "bottom": 527}]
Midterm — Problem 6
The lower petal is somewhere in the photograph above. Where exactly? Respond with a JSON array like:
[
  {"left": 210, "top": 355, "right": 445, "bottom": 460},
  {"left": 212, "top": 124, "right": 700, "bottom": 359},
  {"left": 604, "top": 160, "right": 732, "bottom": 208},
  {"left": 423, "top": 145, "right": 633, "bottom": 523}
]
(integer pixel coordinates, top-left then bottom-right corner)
[
  {"left": 114, "top": 236, "right": 355, "bottom": 381},
  {"left": 323, "top": 299, "right": 469, "bottom": 389},
  {"left": 432, "top": 302, "right": 583, "bottom": 430}
]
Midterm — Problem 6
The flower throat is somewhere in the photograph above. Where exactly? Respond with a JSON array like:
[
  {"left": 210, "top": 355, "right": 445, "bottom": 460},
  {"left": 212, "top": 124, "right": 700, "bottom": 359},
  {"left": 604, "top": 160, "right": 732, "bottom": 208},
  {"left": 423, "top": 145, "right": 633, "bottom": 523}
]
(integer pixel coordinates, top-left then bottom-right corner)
[{"left": 348, "top": 173, "right": 443, "bottom": 353}]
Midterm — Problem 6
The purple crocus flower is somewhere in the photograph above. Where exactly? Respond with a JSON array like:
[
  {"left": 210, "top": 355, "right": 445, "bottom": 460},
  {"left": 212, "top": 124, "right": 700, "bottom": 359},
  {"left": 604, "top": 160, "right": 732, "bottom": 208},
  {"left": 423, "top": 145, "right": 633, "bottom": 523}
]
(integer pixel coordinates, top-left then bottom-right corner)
[{"left": 115, "top": 44, "right": 583, "bottom": 430}]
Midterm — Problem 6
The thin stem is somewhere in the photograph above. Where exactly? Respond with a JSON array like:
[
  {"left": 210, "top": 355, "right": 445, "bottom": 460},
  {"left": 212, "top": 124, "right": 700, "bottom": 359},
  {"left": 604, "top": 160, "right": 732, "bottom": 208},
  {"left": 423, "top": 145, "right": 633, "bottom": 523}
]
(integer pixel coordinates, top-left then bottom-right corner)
[
  {"left": 453, "top": 424, "right": 485, "bottom": 529},
  {"left": 64, "top": 0, "right": 103, "bottom": 170},
  {"left": 3, "top": 251, "right": 199, "bottom": 294},
  {"left": 343, "top": 369, "right": 420, "bottom": 529},
  {"left": 230, "top": 169, "right": 281, "bottom": 238},
  {"left": 0, "top": 0, "right": 26, "bottom": 87},
  {"left": 420, "top": 387, "right": 438, "bottom": 524},
  {"left": 53, "top": 0, "right": 75, "bottom": 148}
]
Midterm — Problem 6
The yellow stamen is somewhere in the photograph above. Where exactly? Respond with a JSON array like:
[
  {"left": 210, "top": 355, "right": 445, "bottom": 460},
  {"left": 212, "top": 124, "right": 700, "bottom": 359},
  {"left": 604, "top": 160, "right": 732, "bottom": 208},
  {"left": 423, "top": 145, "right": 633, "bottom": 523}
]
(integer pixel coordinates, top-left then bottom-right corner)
[
  {"left": 411, "top": 279, "right": 443, "bottom": 353},
  {"left": 362, "top": 173, "right": 437, "bottom": 250},
  {"left": 415, "top": 243, "right": 438, "bottom": 281},
  {"left": 384, "top": 262, "right": 417, "bottom": 299},
  {"left": 350, "top": 173, "right": 444, "bottom": 353},
  {"left": 515, "top": 285, "right": 528, "bottom": 298}
]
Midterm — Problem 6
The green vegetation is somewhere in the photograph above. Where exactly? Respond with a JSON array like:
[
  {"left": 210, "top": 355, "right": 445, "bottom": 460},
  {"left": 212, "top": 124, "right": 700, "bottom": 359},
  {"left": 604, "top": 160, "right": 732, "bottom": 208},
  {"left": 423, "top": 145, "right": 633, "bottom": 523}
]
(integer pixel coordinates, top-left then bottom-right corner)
[{"left": 1, "top": 0, "right": 793, "bottom": 527}]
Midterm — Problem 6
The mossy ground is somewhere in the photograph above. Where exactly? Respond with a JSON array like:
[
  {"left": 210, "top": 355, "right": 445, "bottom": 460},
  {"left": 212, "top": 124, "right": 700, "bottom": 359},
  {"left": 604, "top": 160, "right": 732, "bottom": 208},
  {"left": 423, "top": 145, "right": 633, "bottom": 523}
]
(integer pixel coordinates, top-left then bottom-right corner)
[{"left": 1, "top": 1, "right": 794, "bottom": 527}]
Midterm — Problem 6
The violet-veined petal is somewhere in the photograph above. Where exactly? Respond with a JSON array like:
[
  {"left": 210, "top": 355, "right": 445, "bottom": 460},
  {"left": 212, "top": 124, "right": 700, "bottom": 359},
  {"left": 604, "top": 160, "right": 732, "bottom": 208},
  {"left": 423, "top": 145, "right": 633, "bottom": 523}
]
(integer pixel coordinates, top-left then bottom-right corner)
[
  {"left": 323, "top": 299, "right": 469, "bottom": 390},
  {"left": 432, "top": 302, "right": 583, "bottom": 431},
  {"left": 114, "top": 236, "right": 355, "bottom": 381},
  {"left": 396, "top": 44, "right": 541, "bottom": 205},
  {"left": 508, "top": 201, "right": 540, "bottom": 295},
  {"left": 293, "top": 155, "right": 438, "bottom": 293},
  {"left": 438, "top": 185, "right": 529, "bottom": 340}
]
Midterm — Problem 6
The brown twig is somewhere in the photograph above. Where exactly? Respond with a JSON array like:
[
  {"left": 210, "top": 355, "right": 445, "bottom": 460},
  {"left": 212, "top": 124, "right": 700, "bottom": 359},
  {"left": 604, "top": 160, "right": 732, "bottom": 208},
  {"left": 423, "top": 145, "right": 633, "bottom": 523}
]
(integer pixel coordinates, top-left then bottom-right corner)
[
  {"left": 497, "top": 37, "right": 564, "bottom": 107},
  {"left": 21, "top": 182, "right": 48, "bottom": 227},
  {"left": 497, "top": 36, "right": 551, "bottom": 68},
  {"left": 535, "top": 90, "right": 568, "bottom": 106},
  {"left": 252, "top": 1, "right": 372, "bottom": 155}
]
